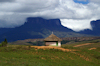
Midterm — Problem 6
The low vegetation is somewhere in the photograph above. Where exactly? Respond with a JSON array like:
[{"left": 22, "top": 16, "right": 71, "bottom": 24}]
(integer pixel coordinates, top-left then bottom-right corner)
[
  {"left": 27, "top": 41, "right": 45, "bottom": 46},
  {"left": 0, "top": 38, "right": 100, "bottom": 66}
]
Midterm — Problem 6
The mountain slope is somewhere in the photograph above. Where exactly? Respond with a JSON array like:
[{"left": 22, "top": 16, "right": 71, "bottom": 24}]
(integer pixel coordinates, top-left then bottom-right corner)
[
  {"left": 0, "top": 28, "right": 13, "bottom": 35},
  {"left": 0, "top": 17, "right": 91, "bottom": 42}
]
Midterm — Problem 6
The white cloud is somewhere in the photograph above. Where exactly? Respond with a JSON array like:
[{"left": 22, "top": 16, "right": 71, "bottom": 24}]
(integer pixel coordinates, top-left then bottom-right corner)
[
  {"left": 61, "top": 19, "right": 92, "bottom": 31},
  {"left": 0, "top": 0, "right": 100, "bottom": 31}
]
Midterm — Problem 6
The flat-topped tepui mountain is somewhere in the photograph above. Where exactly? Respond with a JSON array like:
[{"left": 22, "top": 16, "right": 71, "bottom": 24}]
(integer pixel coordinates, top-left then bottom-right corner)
[
  {"left": 0, "top": 17, "right": 90, "bottom": 42},
  {"left": 79, "top": 20, "right": 100, "bottom": 36}
]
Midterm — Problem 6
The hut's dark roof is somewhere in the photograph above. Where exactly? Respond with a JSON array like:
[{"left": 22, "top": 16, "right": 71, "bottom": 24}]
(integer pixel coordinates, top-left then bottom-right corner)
[{"left": 44, "top": 34, "right": 62, "bottom": 41}]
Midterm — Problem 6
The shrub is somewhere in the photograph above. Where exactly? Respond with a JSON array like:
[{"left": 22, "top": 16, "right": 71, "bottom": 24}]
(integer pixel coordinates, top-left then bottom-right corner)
[
  {"left": 1, "top": 41, "right": 7, "bottom": 47},
  {"left": 0, "top": 44, "right": 2, "bottom": 47},
  {"left": 1, "top": 38, "right": 8, "bottom": 47}
]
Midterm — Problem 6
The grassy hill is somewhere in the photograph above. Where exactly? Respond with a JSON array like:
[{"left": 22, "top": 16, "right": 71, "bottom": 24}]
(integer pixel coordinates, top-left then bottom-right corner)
[{"left": 0, "top": 39, "right": 100, "bottom": 66}]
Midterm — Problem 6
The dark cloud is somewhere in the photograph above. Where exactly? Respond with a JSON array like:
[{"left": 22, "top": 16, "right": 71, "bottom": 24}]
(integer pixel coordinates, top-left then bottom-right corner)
[{"left": 0, "top": 0, "right": 14, "bottom": 2}]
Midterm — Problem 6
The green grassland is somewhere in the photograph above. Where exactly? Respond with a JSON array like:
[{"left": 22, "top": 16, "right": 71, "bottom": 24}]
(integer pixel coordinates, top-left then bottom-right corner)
[{"left": 0, "top": 39, "right": 100, "bottom": 66}]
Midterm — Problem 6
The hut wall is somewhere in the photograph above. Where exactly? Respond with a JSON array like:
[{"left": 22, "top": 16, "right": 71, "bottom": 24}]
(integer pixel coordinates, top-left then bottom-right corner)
[
  {"left": 58, "top": 41, "right": 61, "bottom": 47},
  {"left": 45, "top": 41, "right": 61, "bottom": 47},
  {"left": 45, "top": 42, "right": 56, "bottom": 46}
]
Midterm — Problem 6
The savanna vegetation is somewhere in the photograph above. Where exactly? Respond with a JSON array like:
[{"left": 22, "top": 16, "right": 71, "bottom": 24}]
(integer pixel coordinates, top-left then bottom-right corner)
[{"left": 0, "top": 38, "right": 100, "bottom": 66}]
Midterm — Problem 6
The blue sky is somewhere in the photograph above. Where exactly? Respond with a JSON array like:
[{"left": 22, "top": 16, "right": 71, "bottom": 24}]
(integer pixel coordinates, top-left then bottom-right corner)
[{"left": 73, "top": 0, "right": 89, "bottom": 4}]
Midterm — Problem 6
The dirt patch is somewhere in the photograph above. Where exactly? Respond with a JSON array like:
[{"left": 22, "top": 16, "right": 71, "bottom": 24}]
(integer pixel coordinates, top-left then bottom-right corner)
[
  {"left": 31, "top": 46, "right": 77, "bottom": 52},
  {"left": 88, "top": 48, "right": 96, "bottom": 50},
  {"left": 30, "top": 46, "right": 91, "bottom": 61},
  {"left": 73, "top": 43, "right": 93, "bottom": 47}
]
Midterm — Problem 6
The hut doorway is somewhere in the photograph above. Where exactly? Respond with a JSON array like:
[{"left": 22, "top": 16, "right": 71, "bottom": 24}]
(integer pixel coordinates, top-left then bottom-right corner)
[{"left": 56, "top": 42, "right": 58, "bottom": 46}]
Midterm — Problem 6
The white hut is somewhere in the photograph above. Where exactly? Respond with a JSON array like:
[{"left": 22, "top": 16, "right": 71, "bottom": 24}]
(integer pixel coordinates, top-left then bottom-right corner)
[{"left": 44, "top": 33, "right": 62, "bottom": 47}]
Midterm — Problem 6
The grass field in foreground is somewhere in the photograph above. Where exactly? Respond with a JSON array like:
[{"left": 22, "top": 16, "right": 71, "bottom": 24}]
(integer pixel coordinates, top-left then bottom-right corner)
[{"left": 0, "top": 44, "right": 100, "bottom": 66}]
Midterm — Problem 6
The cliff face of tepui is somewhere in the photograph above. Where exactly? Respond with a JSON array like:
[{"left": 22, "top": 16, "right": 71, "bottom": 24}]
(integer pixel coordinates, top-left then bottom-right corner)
[{"left": 0, "top": 17, "right": 94, "bottom": 42}]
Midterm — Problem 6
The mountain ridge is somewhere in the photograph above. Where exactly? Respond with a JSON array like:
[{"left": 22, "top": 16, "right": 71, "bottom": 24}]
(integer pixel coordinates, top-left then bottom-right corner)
[{"left": 0, "top": 17, "right": 96, "bottom": 42}]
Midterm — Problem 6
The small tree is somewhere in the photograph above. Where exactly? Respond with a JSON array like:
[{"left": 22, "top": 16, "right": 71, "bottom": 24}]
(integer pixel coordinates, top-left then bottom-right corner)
[
  {"left": 4, "top": 38, "right": 8, "bottom": 44},
  {"left": 1, "top": 38, "right": 8, "bottom": 47}
]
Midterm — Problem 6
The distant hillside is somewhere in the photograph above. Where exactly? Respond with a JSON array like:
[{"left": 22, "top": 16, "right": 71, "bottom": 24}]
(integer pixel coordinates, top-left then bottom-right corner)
[
  {"left": 0, "top": 17, "right": 90, "bottom": 42},
  {"left": 9, "top": 37, "right": 100, "bottom": 46},
  {"left": 0, "top": 28, "right": 13, "bottom": 35}
]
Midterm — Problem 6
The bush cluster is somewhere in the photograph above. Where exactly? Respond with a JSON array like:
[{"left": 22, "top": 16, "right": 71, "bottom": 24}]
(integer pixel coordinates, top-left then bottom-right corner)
[{"left": 0, "top": 39, "right": 8, "bottom": 47}]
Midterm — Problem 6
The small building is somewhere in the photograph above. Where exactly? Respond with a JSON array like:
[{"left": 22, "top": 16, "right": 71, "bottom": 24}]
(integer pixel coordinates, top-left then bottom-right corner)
[{"left": 44, "top": 33, "right": 62, "bottom": 47}]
